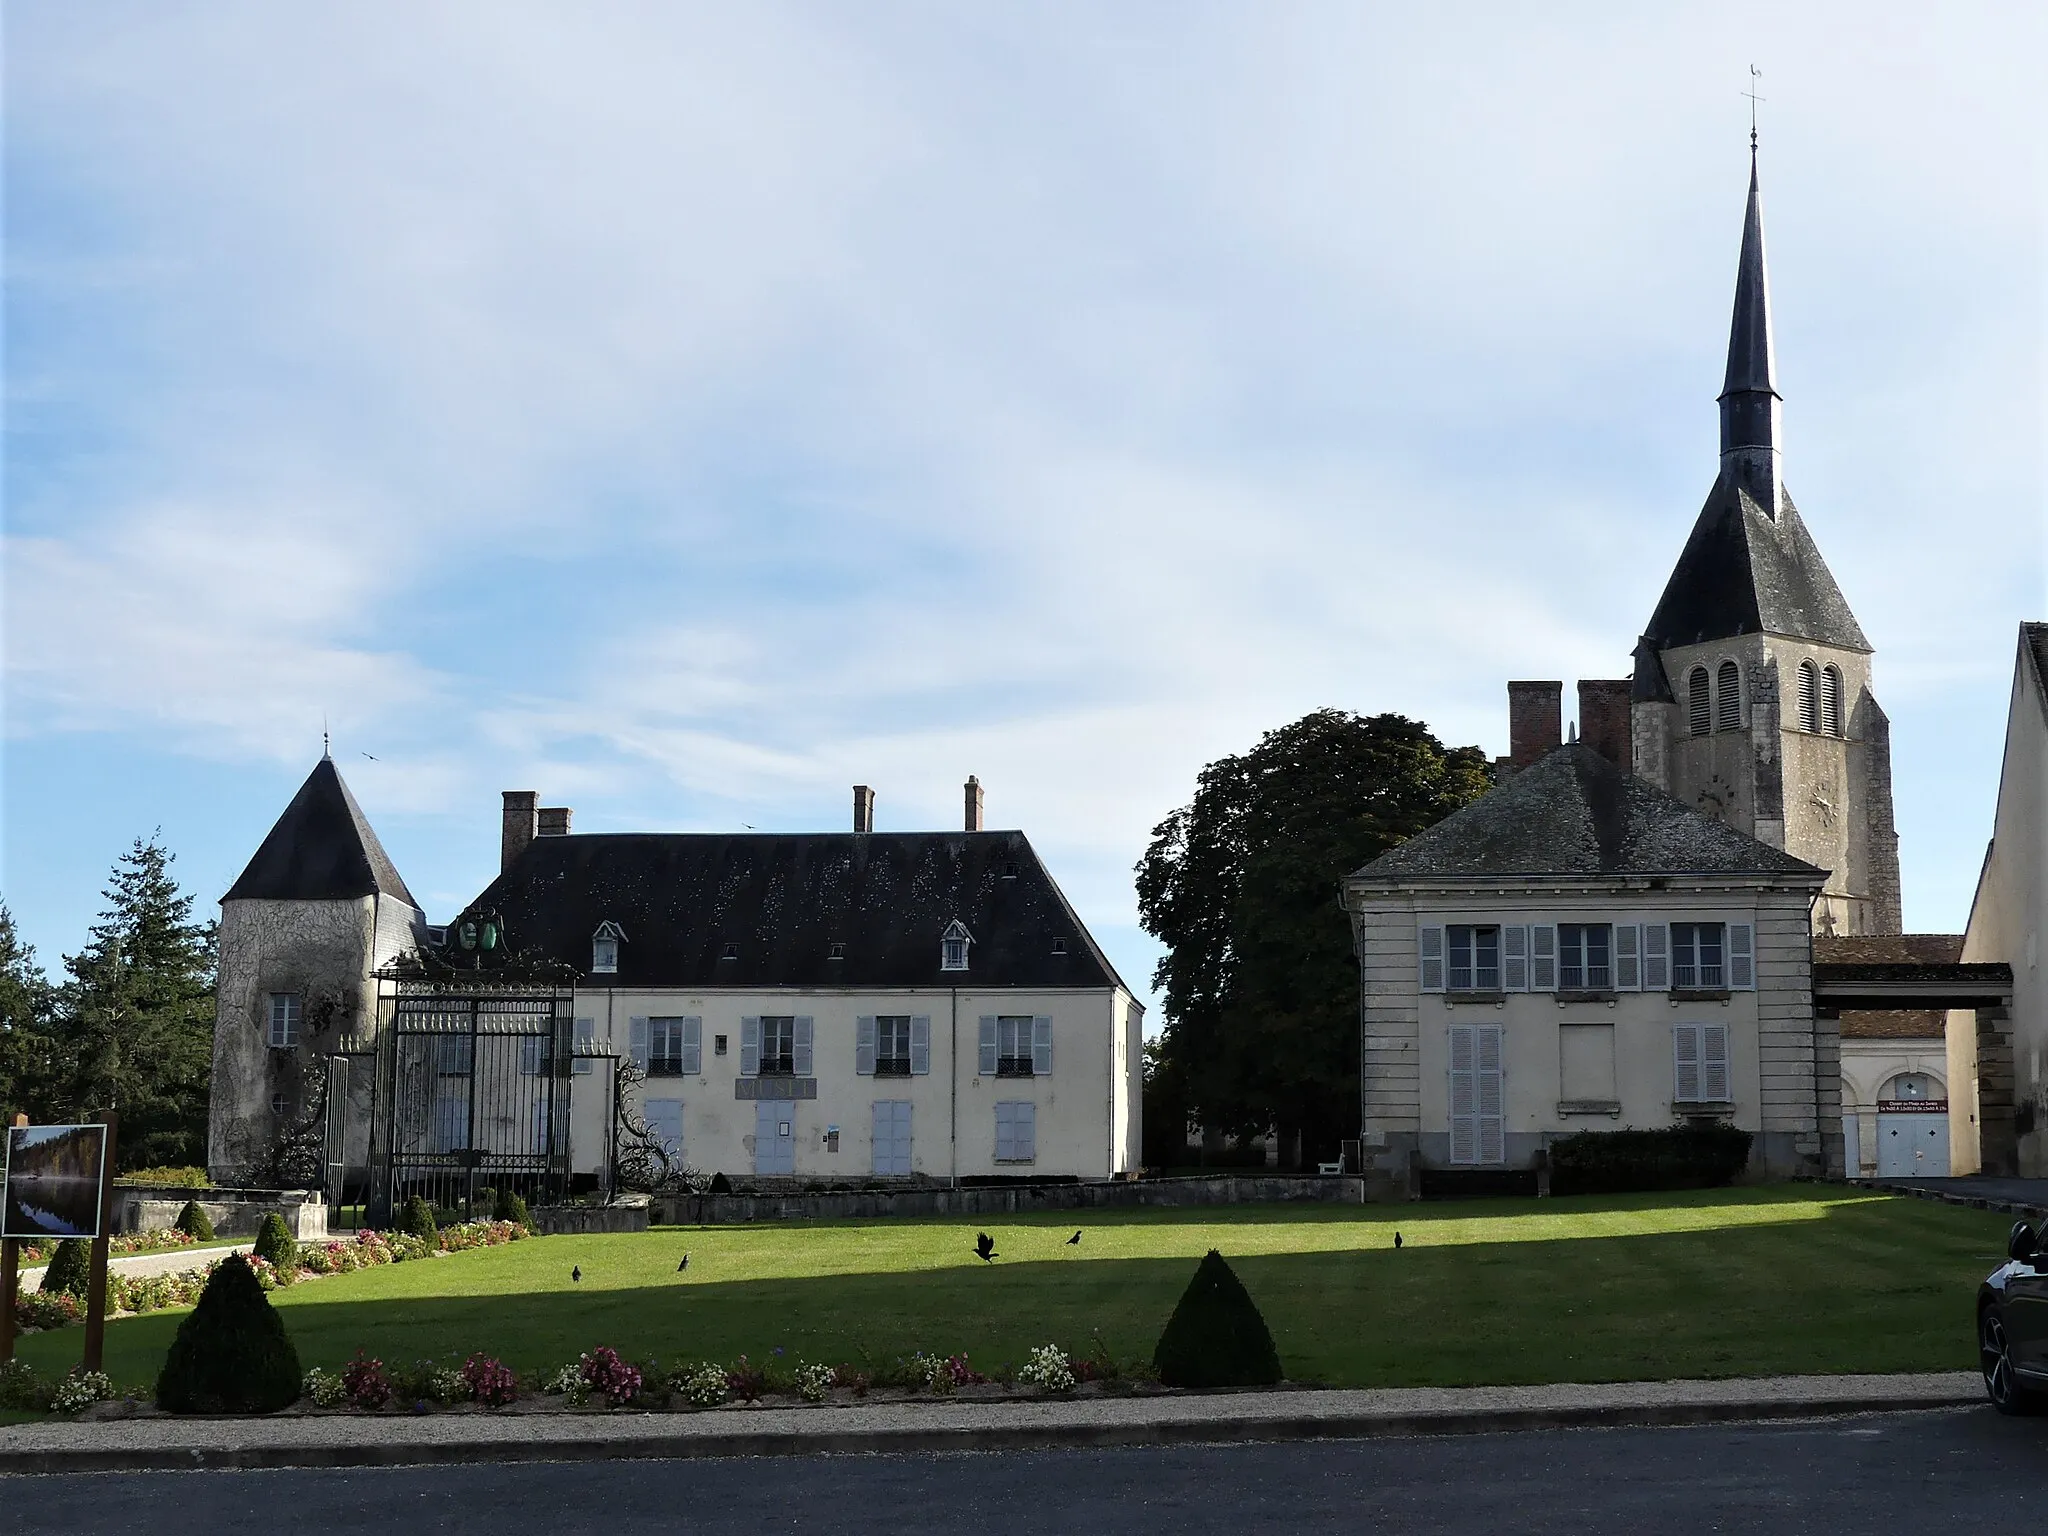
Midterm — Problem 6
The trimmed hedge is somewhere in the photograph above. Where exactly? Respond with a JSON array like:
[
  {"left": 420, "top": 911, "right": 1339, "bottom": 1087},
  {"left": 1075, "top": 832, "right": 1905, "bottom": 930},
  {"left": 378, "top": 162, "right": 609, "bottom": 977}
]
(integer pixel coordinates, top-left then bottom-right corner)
[
  {"left": 175, "top": 1200, "right": 216, "bottom": 1241},
  {"left": 1152, "top": 1249, "right": 1283, "bottom": 1389},
  {"left": 1548, "top": 1124, "right": 1754, "bottom": 1196},
  {"left": 123, "top": 1166, "right": 210, "bottom": 1188},
  {"left": 39, "top": 1239, "right": 92, "bottom": 1298},
  {"left": 253, "top": 1213, "right": 297, "bottom": 1271},
  {"left": 492, "top": 1187, "right": 531, "bottom": 1228},
  {"left": 155, "top": 1255, "right": 302, "bottom": 1414},
  {"left": 398, "top": 1194, "right": 439, "bottom": 1245}
]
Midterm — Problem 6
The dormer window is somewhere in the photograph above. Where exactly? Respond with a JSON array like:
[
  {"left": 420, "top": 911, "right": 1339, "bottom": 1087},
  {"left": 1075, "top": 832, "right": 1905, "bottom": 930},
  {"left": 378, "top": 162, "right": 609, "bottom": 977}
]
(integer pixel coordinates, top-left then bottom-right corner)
[
  {"left": 828, "top": 943, "right": 846, "bottom": 961},
  {"left": 1052, "top": 938, "right": 1067, "bottom": 955},
  {"left": 941, "top": 919, "right": 973, "bottom": 972},
  {"left": 591, "top": 921, "right": 626, "bottom": 975},
  {"left": 721, "top": 941, "right": 740, "bottom": 961}
]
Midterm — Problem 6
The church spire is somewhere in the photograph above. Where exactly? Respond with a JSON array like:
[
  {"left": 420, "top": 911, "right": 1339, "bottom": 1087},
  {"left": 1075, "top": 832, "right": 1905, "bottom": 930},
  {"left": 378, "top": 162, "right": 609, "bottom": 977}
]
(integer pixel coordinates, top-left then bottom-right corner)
[{"left": 1718, "top": 146, "right": 1783, "bottom": 516}]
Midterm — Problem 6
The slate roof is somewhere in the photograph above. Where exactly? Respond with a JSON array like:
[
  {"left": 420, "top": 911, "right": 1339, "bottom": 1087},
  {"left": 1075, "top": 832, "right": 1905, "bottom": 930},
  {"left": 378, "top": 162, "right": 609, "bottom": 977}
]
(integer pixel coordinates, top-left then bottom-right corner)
[
  {"left": 1349, "top": 742, "right": 1825, "bottom": 884},
  {"left": 225, "top": 758, "right": 418, "bottom": 908},
  {"left": 1838, "top": 1010, "right": 1947, "bottom": 1041},
  {"left": 459, "top": 830, "right": 1125, "bottom": 992},
  {"left": 1721, "top": 155, "right": 1777, "bottom": 402},
  {"left": 2025, "top": 622, "right": 2048, "bottom": 718},
  {"left": 1639, "top": 476, "right": 1869, "bottom": 653},
  {"left": 1814, "top": 935, "right": 1964, "bottom": 967}
]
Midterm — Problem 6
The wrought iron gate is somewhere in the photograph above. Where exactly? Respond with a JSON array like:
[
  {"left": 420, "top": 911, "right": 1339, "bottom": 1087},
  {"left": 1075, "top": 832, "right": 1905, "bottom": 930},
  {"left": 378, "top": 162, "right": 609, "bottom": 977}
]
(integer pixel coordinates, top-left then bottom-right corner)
[{"left": 366, "top": 988, "right": 575, "bottom": 1221}]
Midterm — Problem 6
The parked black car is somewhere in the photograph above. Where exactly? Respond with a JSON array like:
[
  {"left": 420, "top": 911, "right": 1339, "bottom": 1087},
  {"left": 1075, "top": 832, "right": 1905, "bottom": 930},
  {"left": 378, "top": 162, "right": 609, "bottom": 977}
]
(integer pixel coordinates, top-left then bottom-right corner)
[{"left": 1978, "top": 1220, "right": 2048, "bottom": 1413}]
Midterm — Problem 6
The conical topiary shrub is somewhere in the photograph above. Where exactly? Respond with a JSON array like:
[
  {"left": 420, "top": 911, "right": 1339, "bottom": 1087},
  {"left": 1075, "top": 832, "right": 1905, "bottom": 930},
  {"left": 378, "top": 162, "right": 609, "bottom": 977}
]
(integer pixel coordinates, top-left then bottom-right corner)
[
  {"left": 398, "top": 1194, "right": 438, "bottom": 1245},
  {"left": 176, "top": 1200, "right": 216, "bottom": 1241},
  {"left": 253, "top": 1212, "right": 297, "bottom": 1272},
  {"left": 40, "top": 1239, "right": 92, "bottom": 1298},
  {"left": 156, "top": 1254, "right": 302, "bottom": 1414},
  {"left": 1151, "top": 1249, "right": 1283, "bottom": 1389}
]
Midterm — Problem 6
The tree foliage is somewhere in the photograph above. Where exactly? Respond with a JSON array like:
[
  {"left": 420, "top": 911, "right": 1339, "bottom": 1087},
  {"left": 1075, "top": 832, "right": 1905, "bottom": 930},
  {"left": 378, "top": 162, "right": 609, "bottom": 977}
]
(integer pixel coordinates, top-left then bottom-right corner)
[
  {"left": 1136, "top": 710, "right": 1489, "bottom": 1163},
  {"left": 53, "top": 838, "right": 217, "bottom": 1169},
  {"left": 0, "top": 902, "right": 59, "bottom": 1121}
]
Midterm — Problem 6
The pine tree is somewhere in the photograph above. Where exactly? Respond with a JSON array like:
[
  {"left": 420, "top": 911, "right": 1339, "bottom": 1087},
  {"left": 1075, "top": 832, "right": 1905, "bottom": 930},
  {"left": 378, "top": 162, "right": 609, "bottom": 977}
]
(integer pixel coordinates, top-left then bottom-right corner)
[
  {"left": 0, "top": 902, "right": 59, "bottom": 1121},
  {"left": 54, "top": 837, "right": 217, "bottom": 1169}
]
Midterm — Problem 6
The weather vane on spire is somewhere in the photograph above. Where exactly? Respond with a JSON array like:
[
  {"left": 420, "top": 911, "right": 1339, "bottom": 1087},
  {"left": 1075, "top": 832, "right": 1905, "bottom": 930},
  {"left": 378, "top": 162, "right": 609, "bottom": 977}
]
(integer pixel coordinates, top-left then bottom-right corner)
[{"left": 1743, "top": 65, "right": 1765, "bottom": 153}]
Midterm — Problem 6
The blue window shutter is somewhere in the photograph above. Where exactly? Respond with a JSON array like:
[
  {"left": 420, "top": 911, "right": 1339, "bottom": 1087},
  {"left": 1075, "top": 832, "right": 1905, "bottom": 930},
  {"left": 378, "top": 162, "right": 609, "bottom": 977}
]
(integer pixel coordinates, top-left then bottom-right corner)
[
  {"left": 995, "top": 1101, "right": 1014, "bottom": 1161},
  {"left": 1614, "top": 924, "right": 1642, "bottom": 990},
  {"left": 1018, "top": 1101, "right": 1036, "bottom": 1162},
  {"left": 682, "top": 1017, "right": 702, "bottom": 1075},
  {"left": 978, "top": 1016, "right": 999, "bottom": 1076},
  {"left": 1502, "top": 926, "right": 1528, "bottom": 991},
  {"left": 1530, "top": 924, "right": 1557, "bottom": 992},
  {"left": 1728, "top": 924, "right": 1755, "bottom": 990},
  {"left": 909, "top": 1016, "right": 931, "bottom": 1075},
  {"left": 1418, "top": 926, "right": 1446, "bottom": 992},
  {"left": 645, "top": 1099, "right": 683, "bottom": 1160},
  {"left": 1643, "top": 924, "right": 1670, "bottom": 991},
  {"left": 740, "top": 1017, "right": 761, "bottom": 1077},
  {"left": 794, "top": 1016, "right": 814, "bottom": 1077},
  {"left": 856, "top": 1016, "right": 877, "bottom": 1075},
  {"left": 1031, "top": 1016, "right": 1052, "bottom": 1075},
  {"left": 629, "top": 1017, "right": 650, "bottom": 1072}
]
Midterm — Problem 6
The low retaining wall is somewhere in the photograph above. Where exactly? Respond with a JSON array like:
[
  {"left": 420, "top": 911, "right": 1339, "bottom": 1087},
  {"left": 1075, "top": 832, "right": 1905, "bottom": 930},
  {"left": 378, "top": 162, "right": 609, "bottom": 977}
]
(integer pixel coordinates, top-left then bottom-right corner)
[
  {"left": 532, "top": 1203, "right": 651, "bottom": 1236},
  {"left": 654, "top": 1175, "right": 1363, "bottom": 1225},
  {"left": 114, "top": 1186, "right": 329, "bottom": 1241}
]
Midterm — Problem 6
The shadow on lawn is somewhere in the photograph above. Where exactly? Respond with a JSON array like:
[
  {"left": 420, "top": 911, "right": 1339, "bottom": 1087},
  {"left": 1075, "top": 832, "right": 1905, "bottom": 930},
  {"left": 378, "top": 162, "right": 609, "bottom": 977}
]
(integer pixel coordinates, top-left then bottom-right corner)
[{"left": 15, "top": 1191, "right": 2009, "bottom": 1393}]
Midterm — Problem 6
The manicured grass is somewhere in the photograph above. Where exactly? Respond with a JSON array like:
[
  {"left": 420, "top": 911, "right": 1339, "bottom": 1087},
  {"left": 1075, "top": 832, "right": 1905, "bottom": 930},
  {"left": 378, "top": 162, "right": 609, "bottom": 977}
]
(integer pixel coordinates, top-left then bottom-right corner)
[{"left": 11, "top": 1188, "right": 2010, "bottom": 1393}]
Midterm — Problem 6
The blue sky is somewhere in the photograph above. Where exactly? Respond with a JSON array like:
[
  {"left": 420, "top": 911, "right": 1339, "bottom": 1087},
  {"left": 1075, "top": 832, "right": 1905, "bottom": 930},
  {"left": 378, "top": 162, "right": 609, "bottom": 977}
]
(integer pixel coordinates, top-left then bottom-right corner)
[{"left": 3, "top": 4, "right": 2042, "bottom": 1020}]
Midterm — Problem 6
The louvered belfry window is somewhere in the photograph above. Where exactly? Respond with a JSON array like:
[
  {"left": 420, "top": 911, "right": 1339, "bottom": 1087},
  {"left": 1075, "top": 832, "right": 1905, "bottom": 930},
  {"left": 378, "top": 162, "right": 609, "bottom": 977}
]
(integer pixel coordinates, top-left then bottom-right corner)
[
  {"left": 1821, "top": 665, "right": 1844, "bottom": 737},
  {"left": 1715, "top": 661, "right": 1742, "bottom": 731},
  {"left": 1688, "top": 667, "right": 1712, "bottom": 736},
  {"left": 1797, "top": 660, "right": 1820, "bottom": 733}
]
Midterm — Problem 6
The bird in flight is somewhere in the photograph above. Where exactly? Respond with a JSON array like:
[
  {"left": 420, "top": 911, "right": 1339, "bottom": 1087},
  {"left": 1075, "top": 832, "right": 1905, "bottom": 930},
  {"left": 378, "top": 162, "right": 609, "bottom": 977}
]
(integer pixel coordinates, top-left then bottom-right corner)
[
  {"left": 974, "top": 1232, "right": 997, "bottom": 1263},
  {"left": 1393, "top": 1233, "right": 1403, "bottom": 1250},
  {"left": 678, "top": 1256, "right": 690, "bottom": 1273},
  {"left": 571, "top": 1265, "right": 582, "bottom": 1282},
  {"left": 1066, "top": 1231, "right": 1082, "bottom": 1246}
]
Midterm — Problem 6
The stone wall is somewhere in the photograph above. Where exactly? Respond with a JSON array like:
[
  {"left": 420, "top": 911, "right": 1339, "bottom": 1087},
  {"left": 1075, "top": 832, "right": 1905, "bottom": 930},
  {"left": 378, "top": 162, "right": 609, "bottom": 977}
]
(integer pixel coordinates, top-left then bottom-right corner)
[
  {"left": 653, "top": 1174, "right": 1362, "bottom": 1225},
  {"left": 116, "top": 1185, "right": 329, "bottom": 1240}
]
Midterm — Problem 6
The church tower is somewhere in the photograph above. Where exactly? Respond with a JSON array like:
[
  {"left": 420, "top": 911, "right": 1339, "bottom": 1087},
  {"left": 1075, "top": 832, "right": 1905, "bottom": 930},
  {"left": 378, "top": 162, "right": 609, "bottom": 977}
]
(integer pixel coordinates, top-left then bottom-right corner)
[{"left": 1629, "top": 148, "right": 1902, "bottom": 937}]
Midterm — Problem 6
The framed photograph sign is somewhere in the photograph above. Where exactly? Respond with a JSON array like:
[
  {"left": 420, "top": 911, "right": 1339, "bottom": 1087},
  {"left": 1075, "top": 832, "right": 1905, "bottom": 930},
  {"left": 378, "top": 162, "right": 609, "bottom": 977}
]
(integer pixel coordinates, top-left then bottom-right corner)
[{"left": 2, "top": 1124, "right": 111, "bottom": 1240}]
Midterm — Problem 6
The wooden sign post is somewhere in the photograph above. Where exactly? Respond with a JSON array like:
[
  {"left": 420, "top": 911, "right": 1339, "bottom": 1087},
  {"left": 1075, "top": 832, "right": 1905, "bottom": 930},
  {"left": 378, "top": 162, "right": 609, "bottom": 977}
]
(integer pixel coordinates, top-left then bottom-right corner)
[
  {"left": 0, "top": 1112, "right": 24, "bottom": 1365},
  {"left": 82, "top": 1110, "right": 119, "bottom": 1374}
]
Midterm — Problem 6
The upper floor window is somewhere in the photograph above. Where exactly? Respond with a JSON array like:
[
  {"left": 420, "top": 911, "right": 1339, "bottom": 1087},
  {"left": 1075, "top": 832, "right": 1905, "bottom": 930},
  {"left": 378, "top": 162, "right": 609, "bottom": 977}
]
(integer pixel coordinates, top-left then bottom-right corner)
[
  {"left": 1687, "top": 667, "right": 1711, "bottom": 736},
  {"left": 876, "top": 1015, "right": 913, "bottom": 1076},
  {"left": 1797, "top": 660, "right": 1821, "bottom": 732},
  {"left": 266, "top": 993, "right": 301, "bottom": 1049},
  {"left": 759, "top": 1016, "right": 796, "bottom": 1076},
  {"left": 1820, "top": 665, "right": 1844, "bottom": 737},
  {"left": 1715, "top": 661, "right": 1742, "bottom": 732},
  {"left": 591, "top": 920, "right": 625, "bottom": 975},
  {"left": 648, "top": 1016, "right": 700, "bottom": 1077},
  {"left": 1447, "top": 925, "right": 1501, "bottom": 992},
  {"left": 1671, "top": 922, "right": 1726, "bottom": 990},
  {"left": 940, "top": 918, "right": 972, "bottom": 972},
  {"left": 996, "top": 1015, "right": 1036, "bottom": 1076},
  {"left": 1558, "top": 924, "right": 1612, "bottom": 991}
]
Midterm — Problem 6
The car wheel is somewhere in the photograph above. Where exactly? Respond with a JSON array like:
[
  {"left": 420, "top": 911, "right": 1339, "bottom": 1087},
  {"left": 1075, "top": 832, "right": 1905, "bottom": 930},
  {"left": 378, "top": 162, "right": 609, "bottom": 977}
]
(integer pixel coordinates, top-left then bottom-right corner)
[{"left": 1981, "top": 1306, "right": 2039, "bottom": 1415}]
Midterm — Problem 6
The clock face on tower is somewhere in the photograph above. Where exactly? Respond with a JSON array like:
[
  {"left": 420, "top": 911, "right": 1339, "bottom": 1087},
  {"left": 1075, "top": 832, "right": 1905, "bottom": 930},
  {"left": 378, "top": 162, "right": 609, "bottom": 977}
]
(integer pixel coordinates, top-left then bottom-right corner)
[{"left": 1697, "top": 772, "right": 1736, "bottom": 822}]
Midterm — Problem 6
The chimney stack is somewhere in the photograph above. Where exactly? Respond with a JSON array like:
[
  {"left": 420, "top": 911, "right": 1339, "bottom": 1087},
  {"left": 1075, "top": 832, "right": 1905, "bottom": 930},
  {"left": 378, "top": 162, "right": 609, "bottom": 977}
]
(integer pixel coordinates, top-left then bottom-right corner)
[
  {"left": 1576, "top": 680, "right": 1634, "bottom": 771},
  {"left": 1506, "top": 682, "right": 1563, "bottom": 768},
  {"left": 964, "top": 775, "right": 984, "bottom": 832},
  {"left": 852, "top": 785, "right": 876, "bottom": 834},
  {"left": 502, "top": 790, "right": 538, "bottom": 871},
  {"left": 536, "top": 806, "right": 573, "bottom": 837}
]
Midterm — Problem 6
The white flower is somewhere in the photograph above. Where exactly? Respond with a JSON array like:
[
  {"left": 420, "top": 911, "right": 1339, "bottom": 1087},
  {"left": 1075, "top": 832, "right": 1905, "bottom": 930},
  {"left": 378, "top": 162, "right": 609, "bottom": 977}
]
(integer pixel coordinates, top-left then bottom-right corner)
[{"left": 1017, "top": 1345, "right": 1074, "bottom": 1392}]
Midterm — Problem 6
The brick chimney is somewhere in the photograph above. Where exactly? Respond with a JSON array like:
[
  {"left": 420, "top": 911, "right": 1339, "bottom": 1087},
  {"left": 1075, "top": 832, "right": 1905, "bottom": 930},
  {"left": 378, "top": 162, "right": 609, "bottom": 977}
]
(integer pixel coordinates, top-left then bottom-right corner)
[
  {"left": 964, "top": 775, "right": 984, "bottom": 832},
  {"left": 1576, "top": 680, "right": 1633, "bottom": 771},
  {"left": 1507, "top": 682, "right": 1563, "bottom": 768},
  {"left": 501, "top": 790, "right": 538, "bottom": 871},
  {"left": 852, "top": 785, "right": 876, "bottom": 834},
  {"left": 536, "top": 806, "right": 573, "bottom": 837}
]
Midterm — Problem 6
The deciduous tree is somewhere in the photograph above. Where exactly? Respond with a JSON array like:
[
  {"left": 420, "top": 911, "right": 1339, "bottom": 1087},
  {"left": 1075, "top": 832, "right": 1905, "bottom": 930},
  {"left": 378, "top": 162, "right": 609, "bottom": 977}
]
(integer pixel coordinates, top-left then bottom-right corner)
[{"left": 1136, "top": 710, "right": 1489, "bottom": 1166}]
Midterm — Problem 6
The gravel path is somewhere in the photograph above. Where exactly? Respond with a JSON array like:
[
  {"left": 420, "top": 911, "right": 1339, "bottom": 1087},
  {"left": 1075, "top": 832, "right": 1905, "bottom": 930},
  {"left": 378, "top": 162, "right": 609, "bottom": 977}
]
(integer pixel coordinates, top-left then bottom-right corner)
[{"left": 17, "top": 1243, "right": 248, "bottom": 1287}]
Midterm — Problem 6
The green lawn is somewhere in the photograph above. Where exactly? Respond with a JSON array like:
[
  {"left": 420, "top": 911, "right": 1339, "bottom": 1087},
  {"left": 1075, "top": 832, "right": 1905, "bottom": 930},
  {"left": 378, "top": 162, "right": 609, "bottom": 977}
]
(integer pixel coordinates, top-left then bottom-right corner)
[{"left": 11, "top": 1188, "right": 2010, "bottom": 1393}]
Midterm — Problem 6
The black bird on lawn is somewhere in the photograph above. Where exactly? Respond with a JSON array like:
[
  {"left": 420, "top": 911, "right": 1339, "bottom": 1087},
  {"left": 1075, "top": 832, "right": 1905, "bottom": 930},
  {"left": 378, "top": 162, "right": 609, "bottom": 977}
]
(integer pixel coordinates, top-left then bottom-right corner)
[
  {"left": 974, "top": 1232, "right": 998, "bottom": 1263},
  {"left": 678, "top": 1256, "right": 690, "bottom": 1273},
  {"left": 1066, "top": 1231, "right": 1081, "bottom": 1246},
  {"left": 1393, "top": 1233, "right": 1403, "bottom": 1250},
  {"left": 572, "top": 1265, "right": 582, "bottom": 1282}
]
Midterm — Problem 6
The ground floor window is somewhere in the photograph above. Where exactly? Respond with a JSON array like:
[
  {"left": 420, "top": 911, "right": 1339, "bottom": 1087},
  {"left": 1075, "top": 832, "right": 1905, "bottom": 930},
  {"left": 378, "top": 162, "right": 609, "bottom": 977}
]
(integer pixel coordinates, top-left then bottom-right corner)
[
  {"left": 995, "top": 1101, "right": 1036, "bottom": 1163},
  {"left": 1448, "top": 1024, "right": 1503, "bottom": 1165},
  {"left": 873, "top": 1100, "right": 913, "bottom": 1175},
  {"left": 1672, "top": 1022, "right": 1731, "bottom": 1102}
]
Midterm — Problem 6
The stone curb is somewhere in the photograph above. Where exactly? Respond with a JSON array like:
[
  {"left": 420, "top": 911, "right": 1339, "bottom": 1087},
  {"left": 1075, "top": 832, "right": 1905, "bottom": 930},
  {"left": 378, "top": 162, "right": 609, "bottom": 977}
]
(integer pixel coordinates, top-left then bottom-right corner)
[
  {"left": 0, "top": 1375, "right": 1986, "bottom": 1475},
  {"left": 1851, "top": 1179, "right": 2048, "bottom": 1220}
]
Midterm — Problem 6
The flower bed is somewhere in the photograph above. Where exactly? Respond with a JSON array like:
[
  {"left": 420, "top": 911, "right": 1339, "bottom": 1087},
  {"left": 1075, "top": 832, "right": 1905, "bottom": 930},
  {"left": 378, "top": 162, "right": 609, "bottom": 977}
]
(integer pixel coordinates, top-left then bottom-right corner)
[{"left": 6, "top": 1220, "right": 532, "bottom": 1335}]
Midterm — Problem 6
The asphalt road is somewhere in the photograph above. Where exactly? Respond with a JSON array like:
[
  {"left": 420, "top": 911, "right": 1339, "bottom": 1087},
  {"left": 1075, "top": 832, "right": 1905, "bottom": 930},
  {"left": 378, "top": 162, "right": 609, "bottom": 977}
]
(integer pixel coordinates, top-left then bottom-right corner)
[{"left": 6, "top": 1408, "right": 2038, "bottom": 1534}]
